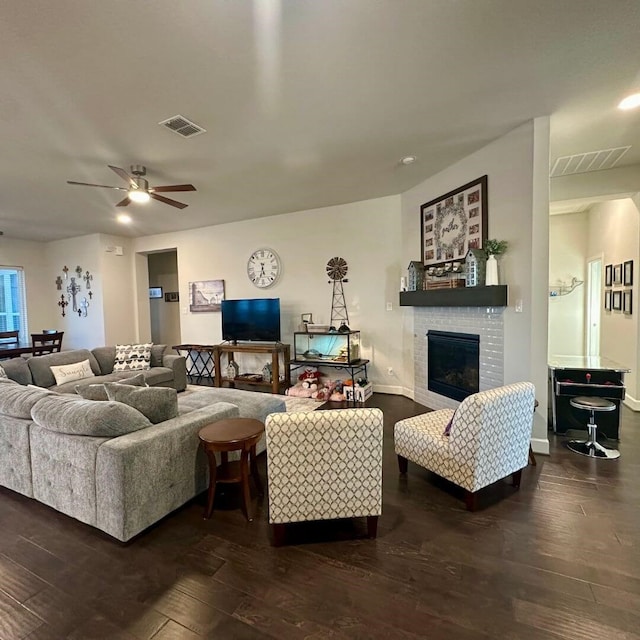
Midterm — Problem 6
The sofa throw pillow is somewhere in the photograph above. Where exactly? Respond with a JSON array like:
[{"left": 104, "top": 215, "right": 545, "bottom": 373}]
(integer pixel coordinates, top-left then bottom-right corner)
[
  {"left": 113, "top": 343, "right": 153, "bottom": 372},
  {"left": 104, "top": 382, "right": 178, "bottom": 424},
  {"left": 0, "top": 364, "right": 7, "bottom": 378},
  {"left": 50, "top": 359, "right": 95, "bottom": 386},
  {"left": 75, "top": 372, "right": 147, "bottom": 401}
]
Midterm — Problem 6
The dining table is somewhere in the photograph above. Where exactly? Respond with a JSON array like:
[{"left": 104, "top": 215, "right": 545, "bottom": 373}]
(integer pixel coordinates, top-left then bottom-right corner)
[{"left": 0, "top": 343, "right": 34, "bottom": 360}]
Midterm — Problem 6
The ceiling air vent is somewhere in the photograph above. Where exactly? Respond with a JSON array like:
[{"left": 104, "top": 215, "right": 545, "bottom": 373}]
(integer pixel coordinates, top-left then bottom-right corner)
[
  {"left": 550, "top": 146, "right": 630, "bottom": 177},
  {"left": 158, "top": 115, "right": 206, "bottom": 138}
]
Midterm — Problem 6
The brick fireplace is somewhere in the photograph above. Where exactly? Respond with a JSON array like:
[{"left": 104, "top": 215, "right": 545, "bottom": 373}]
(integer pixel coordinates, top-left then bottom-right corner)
[{"left": 414, "top": 306, "right": 505, "bottom": 410}]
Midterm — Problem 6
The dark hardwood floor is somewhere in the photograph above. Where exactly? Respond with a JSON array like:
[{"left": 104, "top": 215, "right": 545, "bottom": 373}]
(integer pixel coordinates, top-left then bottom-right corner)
[{"left": 1, "top": 394, "right": 640, "bottom": 639}]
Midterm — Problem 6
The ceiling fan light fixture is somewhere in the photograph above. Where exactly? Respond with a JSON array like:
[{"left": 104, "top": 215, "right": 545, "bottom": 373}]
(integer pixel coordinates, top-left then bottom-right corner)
[
  {"left": 129, "top": 189, "right": 151, "bottom": 203},
  {"left": 618, "top": 92, "right": 640, "bottom": 110},
  {"left": 117, "top": 213, "right": 132, "bottom": 224}
]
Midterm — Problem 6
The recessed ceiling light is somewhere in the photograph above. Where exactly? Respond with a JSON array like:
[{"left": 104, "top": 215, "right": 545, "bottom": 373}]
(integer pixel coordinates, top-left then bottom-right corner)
[
  {"left": 400, "top": 155, "right": 417, "bottom": 165},
  {"left": 117, "top": 213, "right": 132, "bottom": 224},
  {"left": 618, "top": 93, "right": 640, "bottom": 110}
]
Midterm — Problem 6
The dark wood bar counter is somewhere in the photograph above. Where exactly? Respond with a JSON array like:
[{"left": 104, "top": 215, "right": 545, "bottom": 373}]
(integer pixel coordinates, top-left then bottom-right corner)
[{"left": 549, "top": 355, "right": 629, "bottom": 441}]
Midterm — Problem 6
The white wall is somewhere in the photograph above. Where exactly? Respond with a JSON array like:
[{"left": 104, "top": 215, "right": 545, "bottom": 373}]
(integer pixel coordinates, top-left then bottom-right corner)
[
  {"left": 548, "top": 212, "right": 588, "bottom": 357},
  {"left": 587, "top": 198, "right": 639, "bottom": 406},
  {"left": 133, "top": 196, "right": 405, "bottom": 391},
  {"left": 0, "top": 238, "right": 51, "bottom": 338},
  {"left": 43, "top": 235, "right": 106, "bottom": 349},
  {"left": 401, "top": 119, "right": 550, "bottom": 454}
]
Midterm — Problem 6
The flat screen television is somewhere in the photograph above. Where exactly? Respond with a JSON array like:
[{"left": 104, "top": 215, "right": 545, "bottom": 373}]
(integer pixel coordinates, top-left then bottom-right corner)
[{"left": 221, "top": 298, "right": 281, "bottom": 343}]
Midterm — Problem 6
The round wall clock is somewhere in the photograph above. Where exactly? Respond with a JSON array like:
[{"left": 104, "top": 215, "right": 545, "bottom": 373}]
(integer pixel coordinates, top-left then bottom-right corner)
[{"left": 247, "top": 248, "right": 281, "bottom": 288}]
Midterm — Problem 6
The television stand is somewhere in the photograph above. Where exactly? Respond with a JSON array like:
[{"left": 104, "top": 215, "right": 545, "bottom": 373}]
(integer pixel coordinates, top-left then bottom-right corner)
[{"left": 213, "top": 342, "right": 291, "bottom": 394}]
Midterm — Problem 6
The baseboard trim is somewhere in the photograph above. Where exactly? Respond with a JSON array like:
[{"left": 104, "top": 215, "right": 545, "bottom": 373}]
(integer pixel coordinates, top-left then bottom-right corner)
[
  {"left": 531, "top": 437, "right": 550, "bottom": 456},
  {"left": 373, "top": 384, "right": 404, "bottom": 395},
  {"left": 623, "top": 394, "right": 640, "bottom": 412}
]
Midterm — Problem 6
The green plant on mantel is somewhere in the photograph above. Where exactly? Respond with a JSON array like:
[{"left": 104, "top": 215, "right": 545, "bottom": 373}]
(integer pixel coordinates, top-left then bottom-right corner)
[{"left": 483, "top": 239, "right": 508, "bottom": 256}]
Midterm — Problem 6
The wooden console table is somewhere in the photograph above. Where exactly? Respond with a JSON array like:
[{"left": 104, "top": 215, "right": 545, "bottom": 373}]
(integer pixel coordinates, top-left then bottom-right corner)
[{"left": 213, "top": 342, "right": 291, "bottom": 394}]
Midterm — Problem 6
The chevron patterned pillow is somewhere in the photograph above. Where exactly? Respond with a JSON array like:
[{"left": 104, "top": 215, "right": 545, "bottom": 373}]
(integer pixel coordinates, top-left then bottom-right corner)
[{"left": 113, "top": 343, "right": 153, "bottom": 372}]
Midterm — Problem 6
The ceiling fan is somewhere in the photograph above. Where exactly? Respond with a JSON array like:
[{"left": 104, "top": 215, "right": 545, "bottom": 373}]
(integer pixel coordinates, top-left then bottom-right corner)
[{"left": 67, "top": 164, "right": 196, "bottom": 209}]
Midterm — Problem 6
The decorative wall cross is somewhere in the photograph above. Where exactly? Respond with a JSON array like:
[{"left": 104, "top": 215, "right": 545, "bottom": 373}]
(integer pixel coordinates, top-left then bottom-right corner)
[
  {"left": 75, "top": 265, "right": 83, "bottom": 278},
  {"left": 58, "top": 294, "right": 68, "bottom": 317},
  {"left": 79, "top": 297, "right": 89, "bottom": 317},
  {"left": 62, "top": 265, "right": 69, "bottom": 280},
  {"left": 66, "top": 277, "right": 81, "bottom": 312},
  {"left": 88, "top": 290, "right": 93, "bottom": 300},
  {"left": 83, "top": 270, "right": 93, "bottom": 289},
  {"left": 55, "top": 276, "right": 63, "bottom": 290}
]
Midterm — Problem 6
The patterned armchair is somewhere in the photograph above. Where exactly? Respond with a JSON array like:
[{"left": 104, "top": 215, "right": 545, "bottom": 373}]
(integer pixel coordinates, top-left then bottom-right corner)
[
  {"left": 265, "top": 408, "right": 383, "bottom": 545},
  {"left": 394, "top": 382, "right": 535, "bottom": 510}
]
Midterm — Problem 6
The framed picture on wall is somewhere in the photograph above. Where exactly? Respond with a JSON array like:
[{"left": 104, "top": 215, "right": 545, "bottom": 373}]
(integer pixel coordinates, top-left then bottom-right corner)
[
  {"left": 623, "top": 260, "right": 634, "bottom": 286},
  {"left": 188, "top": 279, "right": 225, "bottom": 312},
  {"left": 149, "top": 287, "right": 163, "bottom": 299},
  {"left": 605, "top": 264, "right": 613, "bottom": 287},
  {"left": 623, "top": 289, "right": 633, "bottom": 315},
  {"left": 164, "top": 291, "right": 179, "bottom": 302},
  {"left": 613, "top": 263, "right": 623, "bottom": 285},
  {"left": 612, "top": 290, "right": 622, "bottom": 311},
  {"left": 420, "top": 175, "right": 488, "bottom": 267},
  {"left": 604, "top": 290, "right": 612, "bottom": 311}
]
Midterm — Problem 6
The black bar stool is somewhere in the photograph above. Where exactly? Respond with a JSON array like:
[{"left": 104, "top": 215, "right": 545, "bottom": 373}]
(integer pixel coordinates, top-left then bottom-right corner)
[{"left": 568, "top": 396, "right": 620, "bottom": 459}]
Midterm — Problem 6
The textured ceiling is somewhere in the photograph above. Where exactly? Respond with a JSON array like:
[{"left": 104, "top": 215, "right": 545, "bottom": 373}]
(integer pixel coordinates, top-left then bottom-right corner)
[{"left": 1, "top": 0, "right": 640, "bottom": 242}]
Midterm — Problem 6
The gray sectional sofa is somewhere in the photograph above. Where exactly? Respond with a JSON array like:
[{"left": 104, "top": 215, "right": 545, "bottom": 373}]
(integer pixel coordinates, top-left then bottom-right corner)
[
  {"left": 0, "top": 344, "right": 187, "bottom": 392},
  {"left": 0, "top": 358, "right": 286, "bottom": 541}
]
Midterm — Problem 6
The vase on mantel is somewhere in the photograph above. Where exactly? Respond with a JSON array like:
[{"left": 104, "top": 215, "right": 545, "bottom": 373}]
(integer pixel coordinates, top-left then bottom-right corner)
[{"left": 485, "top": 254, "right": 499, "bottom": 286}]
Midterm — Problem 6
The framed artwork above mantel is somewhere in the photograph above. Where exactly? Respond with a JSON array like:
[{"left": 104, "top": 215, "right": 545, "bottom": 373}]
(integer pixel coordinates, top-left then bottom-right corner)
[{"left": 420, "top": 175, "right": 488, "bottom": 267}]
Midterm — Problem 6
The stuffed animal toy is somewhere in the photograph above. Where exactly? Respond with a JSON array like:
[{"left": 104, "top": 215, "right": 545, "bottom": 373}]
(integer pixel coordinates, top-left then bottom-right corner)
[
  {"left": 286, "top": 383, "right": 312, "bottom": 398},
  {"left": 328, "top": 379, "right": 346, "bottom": 402},
  {"left": 312, "top": 380, "right": 336, "bottom": 402},
  {"left": 298, "top": 366, "right": 322, "bottom": 386}
]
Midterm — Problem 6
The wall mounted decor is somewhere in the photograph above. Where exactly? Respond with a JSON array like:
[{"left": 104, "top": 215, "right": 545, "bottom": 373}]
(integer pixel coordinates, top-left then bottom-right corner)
[
  {"left": 604, "top": 264, "right": 613, "bottom": 287},
  {"left": 612, "top": 290, "right": 622, "bottom": 311},
  {"left": 88, "top": 291, "right": 93, "bottom": 300},
  {"left": 149, "top": 287, "right": 163, "bottom": 299},
  {"left": 55, "top": 276, "right": 63, "bottom": 290},
  {"left": 623, "top": 260, "right": 633, "bottom": 286},
  {"left": 164, "top": 291, "right": 179, "bottom": 302},
  {"left": 613, "top": 263, "right": 623, "bottom": 285},
  {"left": 623, "top": 289, "right": 633, "bottom": 315},
  {"left": 62, "top": 265, "right": 69, "bottom": 279},
  {"left": 83, "top": 270, "right": 93, "bottom": 289},
  {"left": 66, "top": 277, "right": 81, "bottom": 312},
  {"left": 75, "top": 265, "right": 83, "bottom": 278},
  {"left": 79, "top": 297, "right": 90, "bottom": 317},
  {"left": 420, "top": 175, "right": 488, "bottom": 267},
  {"left": 189, "top": 280, "right": 225, "bottom": 312},
  {"left": 604, "top": 290, "right": 612, "bottom": 311},
  {"left": 58, "top": 294, "right": 68, "bottom": 317}
]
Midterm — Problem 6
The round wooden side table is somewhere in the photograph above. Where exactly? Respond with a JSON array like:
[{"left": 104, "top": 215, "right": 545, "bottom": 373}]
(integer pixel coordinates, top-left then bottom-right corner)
[{"left": 198, "top": 417, "right": 265, "bottom": 521}]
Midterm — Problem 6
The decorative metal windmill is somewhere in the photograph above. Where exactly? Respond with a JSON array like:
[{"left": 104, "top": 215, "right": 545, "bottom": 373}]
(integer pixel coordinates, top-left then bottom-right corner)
[{"left": 326, "top": 256, "right": 349, "bottom": 328}]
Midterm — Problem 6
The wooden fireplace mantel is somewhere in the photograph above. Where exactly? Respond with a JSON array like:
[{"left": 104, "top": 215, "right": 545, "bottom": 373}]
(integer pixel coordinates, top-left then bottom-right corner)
[{"left": 399, "top": 285, "right": 508, "bottom": 308}]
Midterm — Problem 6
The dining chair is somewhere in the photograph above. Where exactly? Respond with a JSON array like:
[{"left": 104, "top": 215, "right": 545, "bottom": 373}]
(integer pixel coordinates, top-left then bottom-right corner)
[
  {"left": 0, "top": 330, "right": 20, "bottom": 346},
  {"left": 31, "top": 331, "right": 64, "bottom": 356}
]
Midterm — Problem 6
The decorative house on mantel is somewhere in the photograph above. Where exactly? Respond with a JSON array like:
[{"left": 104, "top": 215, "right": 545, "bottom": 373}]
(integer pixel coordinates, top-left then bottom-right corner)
[
  {"left": 465, "top": 249, "right": 487, "bottom": 287},
  {"left": 407, "top": 261, "right": 424, "bottom": 291}
]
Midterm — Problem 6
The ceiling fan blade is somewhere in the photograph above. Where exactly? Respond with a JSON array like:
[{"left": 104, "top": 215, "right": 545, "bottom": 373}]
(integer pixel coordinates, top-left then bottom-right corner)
[
  {"left": 150, "top": 193, "right": 188, "bottom": 209},
  {"left": 67, "top": 181, "right": 128, "bottom": 191},
  {"left": 151, "top": 184, "right": 197, "bottom": 193},
  {"left": 108, "top": 165, "right": 137, "bottom": 187},
  {"left": 116, "top": 196, "right": 132, "bottom": 207}
]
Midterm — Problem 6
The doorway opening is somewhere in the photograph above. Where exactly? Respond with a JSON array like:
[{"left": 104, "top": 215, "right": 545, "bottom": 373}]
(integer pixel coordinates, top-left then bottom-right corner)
[{"left": 148, "top": 250, "right": 181, "bottom": 348}]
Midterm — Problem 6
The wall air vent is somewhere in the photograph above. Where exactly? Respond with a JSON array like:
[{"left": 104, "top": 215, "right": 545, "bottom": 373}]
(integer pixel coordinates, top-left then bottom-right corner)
[
  {"left": 550, "top": 146, "right": 630, "bottom": 177},
  {"left": 158, "top": 115, "right": 206, "bottom": 138}
]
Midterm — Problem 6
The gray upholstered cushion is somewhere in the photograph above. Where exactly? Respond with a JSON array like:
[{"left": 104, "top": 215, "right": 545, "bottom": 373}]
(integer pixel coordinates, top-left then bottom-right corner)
[
  {"left": 0, "top": 363, "right": 8, "bottom": 378},
  {"left": 0, "top": 414, "right": 33, "bottom": 497},
  {"left": 150, "top": 344, "right": 167, "bottom": 368},
  {"left": 0, "top": 384, "right": 53, "bottom": 418},
  {"left": 91, "top": 346, "right": 116, "bottom": 375},
  {"left": 139, "top": 367, "right": 173, "bottom": 387},
  {"left": 28, "top": 349, "right": 101, "bottom": 388},
  {"left": 31, "top": 394, "right": 151, "bottom": 437},
  {"left": 75, "top": 373, "right": 147, "bottom": 401},
  {"left": 104, "top": 383, "right": 178, "bottom": 424},
  {"left": 0, "top": 357, "right": 33, "bottom": 385}
]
